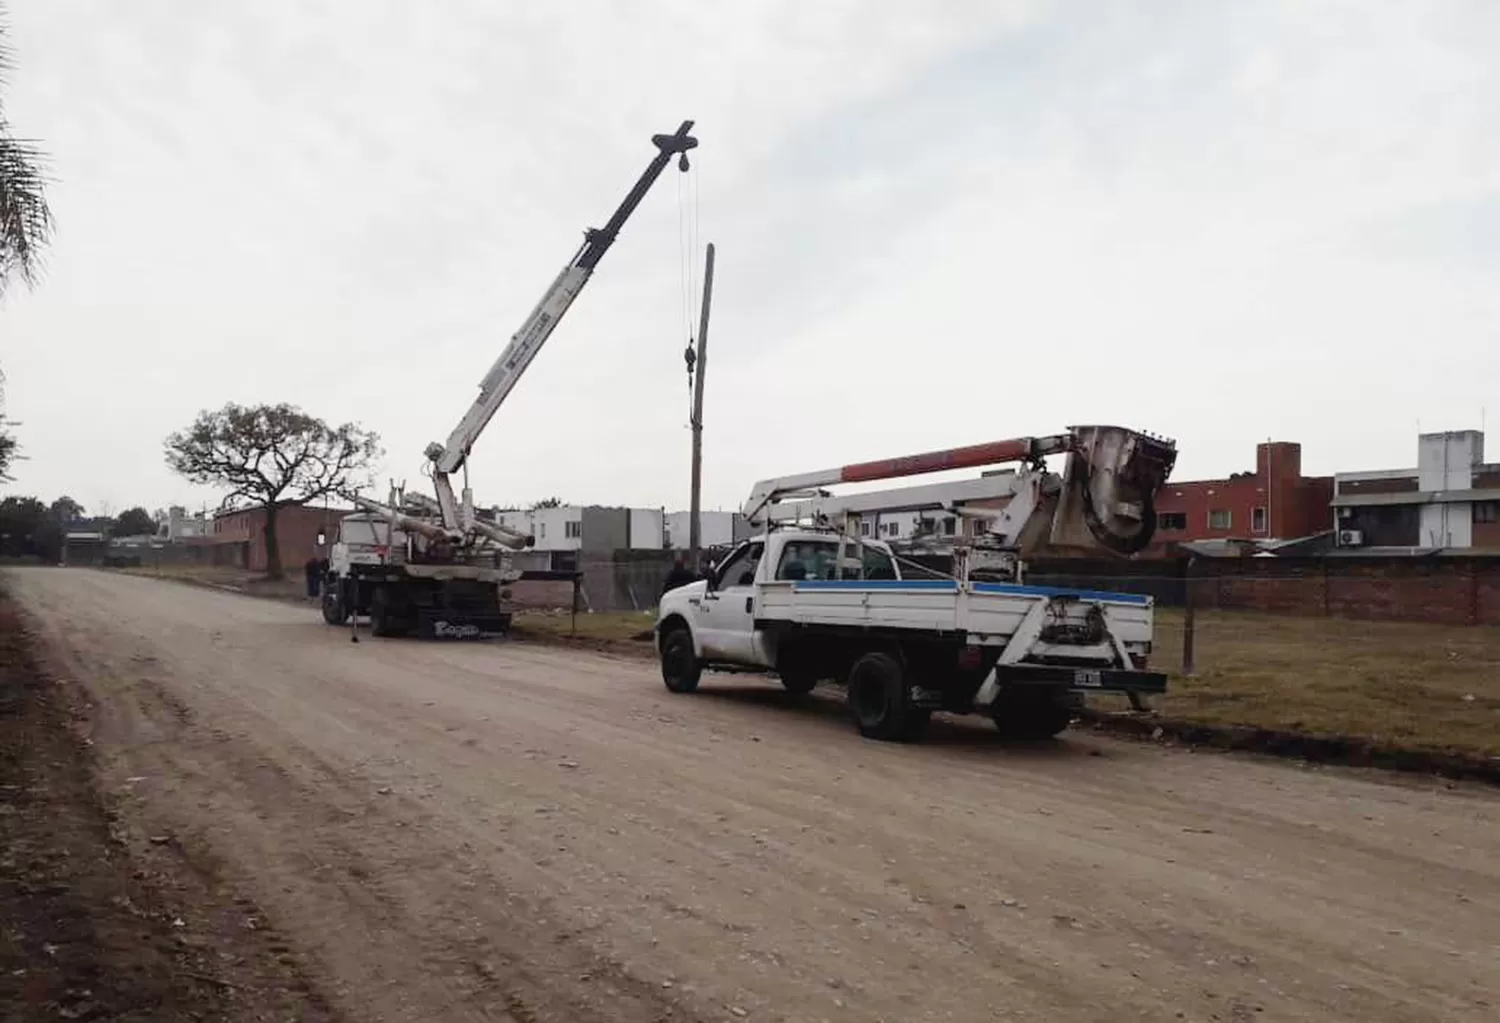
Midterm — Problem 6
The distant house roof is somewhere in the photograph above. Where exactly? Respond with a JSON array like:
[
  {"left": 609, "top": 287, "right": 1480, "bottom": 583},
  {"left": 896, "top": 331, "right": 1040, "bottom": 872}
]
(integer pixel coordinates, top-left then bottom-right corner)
[{"left": 1330, "top": 487, "right": 1500, "bottom": 508}]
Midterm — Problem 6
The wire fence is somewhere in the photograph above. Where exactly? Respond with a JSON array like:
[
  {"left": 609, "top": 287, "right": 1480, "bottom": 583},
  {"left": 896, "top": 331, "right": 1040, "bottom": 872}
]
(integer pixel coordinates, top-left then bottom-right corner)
[
  {"left": 512, "top": 557, "right": 1500, "bottom": 626},
  {"left": 507, "top": 561, "right": 1500, "bottom": 756}
]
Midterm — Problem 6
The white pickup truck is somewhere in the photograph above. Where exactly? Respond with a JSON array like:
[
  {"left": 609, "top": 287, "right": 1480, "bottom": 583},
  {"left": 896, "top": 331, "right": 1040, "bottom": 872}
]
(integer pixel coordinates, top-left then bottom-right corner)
[
  {"left": 653, "top": 425, "right": 1177, "bottom": 742},
  {"left": 654, "top": 528, "right": 1163, "bottom": 742}
]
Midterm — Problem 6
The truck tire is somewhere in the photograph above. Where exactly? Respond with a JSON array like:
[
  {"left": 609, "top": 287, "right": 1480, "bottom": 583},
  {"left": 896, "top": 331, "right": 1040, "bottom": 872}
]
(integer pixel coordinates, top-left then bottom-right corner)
[
  {"left": 321, "top": 581, "right": 348, "bottom": 625},
  {"left": 847, "top": 651, "right": 930, "bottom": 742},
  {"left": 659, "top": 625, "right": 702, "bottom": 694},
  {"left": 370, "top": 586, "right": 402, "bottom": 638},
  {"left": 778, "top": 662, "right": 819, "bottom": 696},
  {"left": 991, "top": 690, "right": 1075, "bottom": 740}
]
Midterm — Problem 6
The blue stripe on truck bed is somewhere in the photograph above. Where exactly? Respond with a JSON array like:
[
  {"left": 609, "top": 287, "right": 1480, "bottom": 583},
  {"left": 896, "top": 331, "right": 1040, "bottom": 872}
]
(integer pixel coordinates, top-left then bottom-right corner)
[
  {"left": 793, "top": 579, "right": 957, "bottom": 590},
  {"left": 972, "top": 582, "right": 1151, "bottom": 606},
  {"left": 791, "top": 578, "right": 1150, "bottom": 606}
]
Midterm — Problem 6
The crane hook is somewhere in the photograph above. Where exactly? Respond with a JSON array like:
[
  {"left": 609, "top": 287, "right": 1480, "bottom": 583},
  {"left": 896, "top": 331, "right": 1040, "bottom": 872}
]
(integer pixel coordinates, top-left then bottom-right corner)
[{"left": 678, "top": 153, "right": 691, "bottom": 172}]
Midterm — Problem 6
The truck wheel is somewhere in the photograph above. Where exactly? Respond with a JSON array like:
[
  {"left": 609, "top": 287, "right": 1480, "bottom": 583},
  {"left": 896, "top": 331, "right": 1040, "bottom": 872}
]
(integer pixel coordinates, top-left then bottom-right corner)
[
  {"left": 847, "top": 652, "right": 930, "bottom": 742},
  {"left": 778, "top": 662, "right": 818, "bottom": 696},
  {"left": 991, "top": 691, "right": 1075, "bottom": 740},
  {"left": 659, "top": 626, "right": 702, "bottom": 694},
  {"left": 370, "top": 587, "right": 396, "bottom": 638},
  {"left": 320, "top": 582, "right": 348, "bottom": 625}
]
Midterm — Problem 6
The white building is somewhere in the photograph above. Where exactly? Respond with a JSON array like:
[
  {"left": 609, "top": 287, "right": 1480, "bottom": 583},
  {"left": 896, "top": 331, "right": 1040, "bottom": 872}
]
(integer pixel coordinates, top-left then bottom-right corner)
[
  {"left": 493, "top": 505, "right": 664, "bottom": 552},
  {"left": 1332, "top": 429, "right": 1500, "bottom": 549},
  {"left": 155, "top": 505, "right": 213, "bottom": 541},
  {"left": 664, "top": 510, "right": 748, "bottom": 549}
]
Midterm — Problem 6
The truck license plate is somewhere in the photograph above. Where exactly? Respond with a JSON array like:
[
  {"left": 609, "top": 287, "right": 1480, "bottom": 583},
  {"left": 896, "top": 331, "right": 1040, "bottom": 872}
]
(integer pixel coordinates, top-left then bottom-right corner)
[{"left": 1072, "top": 669, "right": 1104, "bottom": 687}]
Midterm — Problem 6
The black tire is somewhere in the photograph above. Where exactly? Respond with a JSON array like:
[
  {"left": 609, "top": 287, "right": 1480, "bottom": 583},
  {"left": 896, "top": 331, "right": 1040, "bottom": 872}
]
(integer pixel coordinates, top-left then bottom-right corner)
[
  {"left": 370, "top": 586, "right": 397, "bottom": 638},
  {"left": 846, "top": 651, "right": 930, "bottom": 742},
  {"left": 778, "top": 661, "right": 819, "bottom": 696},
  {"left": 320, "top": 581, "right": 348, "bottom": 625},
  {"left": 659, "top": 625, "right": 702, "bottom": 694},
  {"left": 991, "top": 691, "right": 1075, "bottom": 740}
]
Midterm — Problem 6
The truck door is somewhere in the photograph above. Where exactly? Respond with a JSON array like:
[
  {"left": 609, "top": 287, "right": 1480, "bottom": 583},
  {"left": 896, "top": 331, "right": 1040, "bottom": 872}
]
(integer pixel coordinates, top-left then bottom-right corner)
[{"left": 697, "top": 540, "right": 765, "bottom": 664}]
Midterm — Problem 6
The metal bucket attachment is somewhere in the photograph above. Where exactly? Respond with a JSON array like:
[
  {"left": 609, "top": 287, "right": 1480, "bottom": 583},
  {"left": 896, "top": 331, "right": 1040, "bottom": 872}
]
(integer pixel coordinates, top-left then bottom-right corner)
[{"left": 1048, "top": 425, "right": 1178, "bottom": 556}]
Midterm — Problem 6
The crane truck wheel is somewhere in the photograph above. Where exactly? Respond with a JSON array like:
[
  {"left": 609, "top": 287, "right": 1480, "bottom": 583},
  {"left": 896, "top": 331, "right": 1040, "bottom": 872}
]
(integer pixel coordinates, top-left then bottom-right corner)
[
  {"left": 320, "top": 583, "right": 348, "bottom": 626},
  {"left": 846, "top": 651, "right": 930, "bottom": 742},
  {"left": 659, "top": 624, "right": 702, "bottom": 694},
  {"left": 370, "top": 586, "right": 399, "bottom": 638}
]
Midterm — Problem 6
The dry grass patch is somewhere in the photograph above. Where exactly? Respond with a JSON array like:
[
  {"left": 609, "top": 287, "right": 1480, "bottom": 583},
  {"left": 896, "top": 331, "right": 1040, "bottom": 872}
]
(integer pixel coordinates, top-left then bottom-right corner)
[
  {"left": 511, "top": 610, "right": 656, "bottom": 645},
  {"left": 1094, "top": 608, "right": 1500, "bottom": 759}
]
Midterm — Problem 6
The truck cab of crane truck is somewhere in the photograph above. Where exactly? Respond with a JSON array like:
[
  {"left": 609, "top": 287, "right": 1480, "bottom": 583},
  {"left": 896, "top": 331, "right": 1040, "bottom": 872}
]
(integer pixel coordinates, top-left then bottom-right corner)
[{"left": 656, "top": 528, "right": 901, "bottom": 678}]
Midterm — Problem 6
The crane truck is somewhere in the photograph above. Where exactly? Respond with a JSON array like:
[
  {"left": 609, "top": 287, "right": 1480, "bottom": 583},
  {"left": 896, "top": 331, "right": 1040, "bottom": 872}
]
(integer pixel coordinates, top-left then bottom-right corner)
[
  {"left": 321, "top": 121, "right": 700, "bottom": 638},
  {"left": 654, "top": 425, "right": 1178, "bottom": 741}
]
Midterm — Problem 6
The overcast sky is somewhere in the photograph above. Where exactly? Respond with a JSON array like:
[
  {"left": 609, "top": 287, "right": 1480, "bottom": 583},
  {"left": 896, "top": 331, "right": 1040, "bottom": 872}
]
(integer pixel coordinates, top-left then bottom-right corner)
[{"left": 4, "top": 0, "right": 1499, "bottom": 517}]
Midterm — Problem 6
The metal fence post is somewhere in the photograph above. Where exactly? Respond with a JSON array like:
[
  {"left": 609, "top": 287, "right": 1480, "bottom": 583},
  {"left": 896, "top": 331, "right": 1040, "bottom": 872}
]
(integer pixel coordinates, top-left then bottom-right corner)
[{"left": 1182, "top": 555, "right": 1197, "bottom": 677}]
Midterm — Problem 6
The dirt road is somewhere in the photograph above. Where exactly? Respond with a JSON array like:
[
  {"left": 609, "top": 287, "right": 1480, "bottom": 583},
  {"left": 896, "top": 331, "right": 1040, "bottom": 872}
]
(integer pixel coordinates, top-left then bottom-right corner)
[{"left": 9, "top": 568, "right": 1499, "bottom": 1022}]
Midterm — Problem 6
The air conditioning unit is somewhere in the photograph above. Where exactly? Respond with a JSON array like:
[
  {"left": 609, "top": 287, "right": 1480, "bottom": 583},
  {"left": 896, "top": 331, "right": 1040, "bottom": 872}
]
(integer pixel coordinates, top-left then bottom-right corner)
[{"left": 1338, "top": 529, "right": 1364, "bottom": 547}]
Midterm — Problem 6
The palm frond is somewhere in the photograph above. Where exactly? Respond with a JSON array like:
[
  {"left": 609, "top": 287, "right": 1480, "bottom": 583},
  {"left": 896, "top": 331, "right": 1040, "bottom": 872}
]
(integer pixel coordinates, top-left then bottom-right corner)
[
  {"left": 0, "top": 130, "right": 52, "bottom": 291},
  {"left": 0, "top": 4, "right": 53, "bottom": 295}
]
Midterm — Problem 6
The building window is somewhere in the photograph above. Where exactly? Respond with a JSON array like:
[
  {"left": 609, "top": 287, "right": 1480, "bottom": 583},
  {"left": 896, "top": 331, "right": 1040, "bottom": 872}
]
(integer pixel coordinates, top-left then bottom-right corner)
[
  {"left": 943, "top": 517, "right": 957, "bottom": 536},
  {"left": 859, "top": 521, "right": 870, "bottom": 537},
  {"left": 1251, "top": 506, "right": 1267, "bottom": 534},
  {"left": 1476, "top": 501, "right": 1500, "bottom": 524},
  {"left": 539, "top": 522, "right": 546, "bottom": 539},
  {"left": 1208, "top": 509, "right": 1232, "bottom": 530},
  {"left": 565, "top": 521, "right": 581, "bottom": 539},
  {"left": 1158, "top": 512, "right": 1187, "bottom": 531}
]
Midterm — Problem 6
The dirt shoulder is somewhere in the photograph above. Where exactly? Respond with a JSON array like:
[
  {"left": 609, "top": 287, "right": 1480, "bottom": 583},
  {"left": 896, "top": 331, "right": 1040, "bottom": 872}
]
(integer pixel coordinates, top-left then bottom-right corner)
[{"left": 0, "top": 589, "right": 337, "bottom": 1023}]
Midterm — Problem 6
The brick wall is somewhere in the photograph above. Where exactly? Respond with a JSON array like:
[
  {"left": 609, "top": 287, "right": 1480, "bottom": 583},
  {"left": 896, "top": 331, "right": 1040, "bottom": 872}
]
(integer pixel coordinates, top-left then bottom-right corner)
[
  {"left": 1192, "top": 556, "right": 1500, "bottom": 626},
  {"left": 1023, "top": 554, "right": 1500, "bottom": 626}
]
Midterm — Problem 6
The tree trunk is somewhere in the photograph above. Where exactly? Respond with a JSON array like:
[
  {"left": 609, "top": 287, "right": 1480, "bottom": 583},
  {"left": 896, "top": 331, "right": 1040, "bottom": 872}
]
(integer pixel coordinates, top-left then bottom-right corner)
[{"left": 263, "top": 502, "right": 283, "bottom": 579}]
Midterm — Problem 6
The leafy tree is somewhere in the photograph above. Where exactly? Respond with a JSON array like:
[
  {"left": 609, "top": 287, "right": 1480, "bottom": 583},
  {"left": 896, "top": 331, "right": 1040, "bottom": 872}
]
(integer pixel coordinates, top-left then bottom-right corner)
[
  {"left": 0, "top": 398, "right": 14, "bottom": 481},
  {"left": 113, "top": 506, "right": 156, "bottom": 538},
  {"left": 0, "top": 367, "right": 18, "bottom": 482},
  {"left": 164, "top": 402, "right": 380, "bottom": 578},
  {"left": 530, "top": 497, "right": 564, "bottom": 509},
  {"left": 48, "top": 494, "right": 82, "bottom": 524},
  {"left": 0, "top": 493, "right": 51, "bottom": 560}
]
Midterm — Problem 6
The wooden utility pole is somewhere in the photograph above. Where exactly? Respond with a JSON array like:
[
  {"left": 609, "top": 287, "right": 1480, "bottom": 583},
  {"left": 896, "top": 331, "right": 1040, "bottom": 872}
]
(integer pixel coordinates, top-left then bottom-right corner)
[{"left": 688, "top": 242, "right": 716, "bottom": 571}]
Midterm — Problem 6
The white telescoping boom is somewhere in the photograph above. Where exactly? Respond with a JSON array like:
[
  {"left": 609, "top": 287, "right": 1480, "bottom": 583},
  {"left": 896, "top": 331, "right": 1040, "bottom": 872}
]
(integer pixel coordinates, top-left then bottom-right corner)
[
  {"left": 742, "top": 424, "right": 1178, "bottom": 566},
  {"left": 362, "top": 121, "right": 699, "bottom": 548}
]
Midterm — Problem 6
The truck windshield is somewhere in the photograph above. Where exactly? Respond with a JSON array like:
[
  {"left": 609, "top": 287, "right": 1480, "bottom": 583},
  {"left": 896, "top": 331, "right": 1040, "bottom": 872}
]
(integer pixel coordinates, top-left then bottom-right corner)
[{"left": 774, "top": 540, "right": 897, "bottom": 581}]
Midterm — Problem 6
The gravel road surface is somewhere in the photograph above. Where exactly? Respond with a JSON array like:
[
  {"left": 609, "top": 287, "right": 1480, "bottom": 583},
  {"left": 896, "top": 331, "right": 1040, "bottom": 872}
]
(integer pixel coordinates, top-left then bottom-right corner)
[{"left": 10, "top": 568, "right": 1499, "bottom": 1022}]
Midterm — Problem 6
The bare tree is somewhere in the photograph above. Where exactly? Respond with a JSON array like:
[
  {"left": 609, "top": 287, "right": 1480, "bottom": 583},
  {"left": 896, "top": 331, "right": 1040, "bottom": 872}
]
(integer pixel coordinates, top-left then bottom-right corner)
[{"left": 164, "top": 403, "right": 381, "bottom": 578}]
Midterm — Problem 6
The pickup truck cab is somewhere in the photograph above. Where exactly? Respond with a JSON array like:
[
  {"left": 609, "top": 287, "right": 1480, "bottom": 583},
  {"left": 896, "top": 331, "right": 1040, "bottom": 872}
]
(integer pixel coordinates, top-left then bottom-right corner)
[{"left": 655, "top": 528, "right": 1165, "bottom": 743}]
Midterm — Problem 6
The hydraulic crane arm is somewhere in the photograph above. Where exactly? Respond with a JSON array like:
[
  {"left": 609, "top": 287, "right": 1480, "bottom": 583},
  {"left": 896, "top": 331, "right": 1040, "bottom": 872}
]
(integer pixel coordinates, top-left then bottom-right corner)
[
  {"left": 423, "top": 120, "right": 699, "bottom": 532},
  {"left": 742, "top": 425, "right": 1178, "bottom": 557}
]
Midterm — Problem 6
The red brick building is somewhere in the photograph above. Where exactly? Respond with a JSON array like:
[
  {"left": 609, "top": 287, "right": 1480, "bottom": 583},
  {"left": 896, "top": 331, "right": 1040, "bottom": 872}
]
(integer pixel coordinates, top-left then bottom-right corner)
[
  {"left": 1148, "top": 441, "right": 1332, "bottom": 555},
  {"left": 211, "top": 504, "right": 351, "bottom": 574}
]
